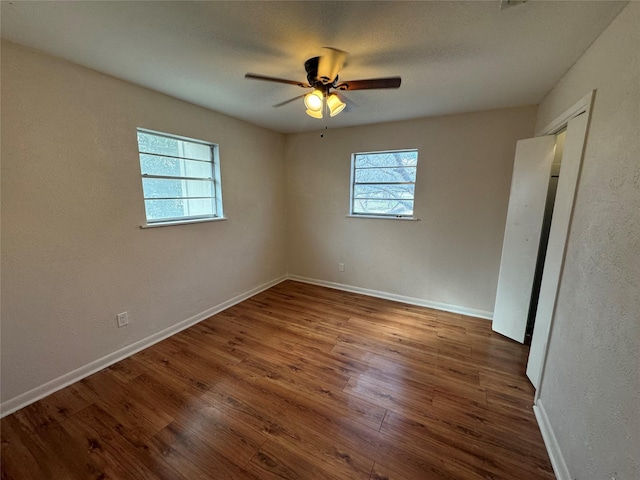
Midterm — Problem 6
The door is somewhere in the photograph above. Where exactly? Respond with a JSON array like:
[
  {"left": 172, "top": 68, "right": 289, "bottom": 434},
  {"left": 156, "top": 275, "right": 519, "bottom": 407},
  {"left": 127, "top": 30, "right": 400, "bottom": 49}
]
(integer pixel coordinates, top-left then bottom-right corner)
[
  {"left": 492, "top": 136, "right": 556, "bottom": 342},
  {"left": 527, "top": 113, "right": 589, "bottom": 388}
]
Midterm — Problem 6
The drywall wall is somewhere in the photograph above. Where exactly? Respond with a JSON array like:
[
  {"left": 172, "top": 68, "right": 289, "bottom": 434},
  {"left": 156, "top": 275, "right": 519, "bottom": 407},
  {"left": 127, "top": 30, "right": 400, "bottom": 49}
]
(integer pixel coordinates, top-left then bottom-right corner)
[
  {"left": 0, "top": 41, "right": 287, "bottom": 405},
  {"left": 284, "top": 106, "right": 537, "bottom": 315},
  {"left": 534, "top": 3, "right": 639, "bottom": 479}
]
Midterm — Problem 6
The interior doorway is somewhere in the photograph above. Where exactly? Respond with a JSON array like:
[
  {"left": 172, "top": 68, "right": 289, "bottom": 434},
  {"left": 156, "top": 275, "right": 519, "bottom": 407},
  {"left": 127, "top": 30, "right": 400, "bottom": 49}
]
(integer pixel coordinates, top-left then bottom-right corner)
[
  {"left": 491, "top": 91, "right": 594, "bottom": 390},
  {"left": 527, "top": 103, "right": 591, "bottom": 389}
]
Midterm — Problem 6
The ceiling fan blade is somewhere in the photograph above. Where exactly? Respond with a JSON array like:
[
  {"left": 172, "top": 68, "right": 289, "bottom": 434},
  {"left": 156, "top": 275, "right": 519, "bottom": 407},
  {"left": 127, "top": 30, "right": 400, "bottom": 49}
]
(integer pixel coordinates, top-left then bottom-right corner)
[
  {"left": 335, "top": 77, "right": 401, "bottom": 91},
  {"left": 273, "top": 94, "right": 306, "bottom": 108},
  {"left": 317, "top": 47, "right": 348, "bottom": 84},
  {"left": 245, "top": 73, "right": 310, "bottom": 88}
]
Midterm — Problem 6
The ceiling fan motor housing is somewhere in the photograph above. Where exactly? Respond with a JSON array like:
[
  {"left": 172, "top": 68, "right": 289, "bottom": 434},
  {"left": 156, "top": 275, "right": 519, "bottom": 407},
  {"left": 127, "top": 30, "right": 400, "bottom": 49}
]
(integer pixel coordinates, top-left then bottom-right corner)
[{"left": 305, "top": 57, "right": 336, "bottom": 90}]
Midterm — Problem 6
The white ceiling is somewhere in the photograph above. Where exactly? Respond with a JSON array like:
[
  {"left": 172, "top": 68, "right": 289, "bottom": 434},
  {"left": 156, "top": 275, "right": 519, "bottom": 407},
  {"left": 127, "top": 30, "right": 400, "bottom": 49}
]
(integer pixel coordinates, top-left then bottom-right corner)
[{"left": 0, "top": 1, "right": 626, "bottom": 133}]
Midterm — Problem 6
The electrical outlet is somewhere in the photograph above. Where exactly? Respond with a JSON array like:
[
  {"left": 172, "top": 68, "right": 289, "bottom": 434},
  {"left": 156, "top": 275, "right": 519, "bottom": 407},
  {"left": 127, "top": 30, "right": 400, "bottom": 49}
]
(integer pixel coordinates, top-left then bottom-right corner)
[
  {"left": 339, "top": 263, "right": 345, "bottom": 272},
  {"left": 116, "top": 312, "right": 129, "bottom": 328}
]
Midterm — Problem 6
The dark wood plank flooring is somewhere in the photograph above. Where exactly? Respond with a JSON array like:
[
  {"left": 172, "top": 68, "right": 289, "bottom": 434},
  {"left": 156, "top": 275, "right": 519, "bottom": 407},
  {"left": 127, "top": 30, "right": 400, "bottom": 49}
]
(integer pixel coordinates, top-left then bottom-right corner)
[{"left": 1, "top": 280, "right": 554, "bottom": 479}]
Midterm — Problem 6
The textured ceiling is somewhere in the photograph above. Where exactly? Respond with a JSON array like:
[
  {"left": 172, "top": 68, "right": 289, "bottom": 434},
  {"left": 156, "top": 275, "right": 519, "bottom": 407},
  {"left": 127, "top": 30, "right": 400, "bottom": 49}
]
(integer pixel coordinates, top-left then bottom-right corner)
[{"left": 0, "top": 1, "right": 627, "bottom": 133}]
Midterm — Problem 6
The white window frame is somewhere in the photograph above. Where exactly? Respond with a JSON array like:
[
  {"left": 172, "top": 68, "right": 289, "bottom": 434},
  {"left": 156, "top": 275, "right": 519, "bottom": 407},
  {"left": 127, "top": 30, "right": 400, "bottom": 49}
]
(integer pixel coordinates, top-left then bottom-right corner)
[
  {"left": 136, "top": 128, "right": 224, "bottom": 227},
  {"left": 349, "top": 149, "right": 419, "bottom": 220}
]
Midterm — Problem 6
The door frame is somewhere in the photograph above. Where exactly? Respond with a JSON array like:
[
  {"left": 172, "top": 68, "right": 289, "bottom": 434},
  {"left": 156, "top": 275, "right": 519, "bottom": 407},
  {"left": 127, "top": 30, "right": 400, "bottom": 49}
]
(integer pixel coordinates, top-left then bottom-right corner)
[
  {"left": 531, "top": 90, "right": 595, "bottom": 403},
  {"left": 536, "top": 91, "right": 594, "bottom": 137}
]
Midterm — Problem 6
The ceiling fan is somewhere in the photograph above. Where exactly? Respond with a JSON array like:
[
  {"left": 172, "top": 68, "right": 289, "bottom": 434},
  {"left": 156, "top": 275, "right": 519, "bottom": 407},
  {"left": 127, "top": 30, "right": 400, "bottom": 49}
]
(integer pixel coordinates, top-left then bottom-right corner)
[{"left": 245, "top": 48, "right": 401, "bottom": 119}]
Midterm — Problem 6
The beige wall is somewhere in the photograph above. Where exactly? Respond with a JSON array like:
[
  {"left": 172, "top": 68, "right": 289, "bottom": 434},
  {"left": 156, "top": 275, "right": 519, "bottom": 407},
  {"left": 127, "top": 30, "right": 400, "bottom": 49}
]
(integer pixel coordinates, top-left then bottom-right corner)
[
  {"left": 284, "top": 107, "right": 537, "bottom": 316},
  {"left": 0, "top": 41, "right": 287, "bottom": 404},
  {"left": 535, "top": 3, "right": 639, "bottom": 479}
]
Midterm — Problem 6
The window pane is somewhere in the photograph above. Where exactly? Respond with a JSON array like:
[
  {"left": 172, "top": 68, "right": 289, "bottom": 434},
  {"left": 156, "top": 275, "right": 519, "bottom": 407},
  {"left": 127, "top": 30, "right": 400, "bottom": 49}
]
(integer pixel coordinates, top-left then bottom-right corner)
[
  {"left": 183, "top": 198, "right": 216, "bottom": 217},
  {"left": 355, "top": 151, "right": 418, "bottom": 168},
  {"left": 137, "top": 131, "right": 211, "bottom": 161},
  {"left": 144, "top": 199, "right": 184, "bottom": 221},
  {"left": 353, "top": 184, "right": 415, "bottom": 200},
  {"left": 144, "top": 198, "right": 216, "bottom": 221},
  {"left": 137, "top": 132, "right": 180, "bottom": 157},
  {"left": 142, "top": 178, "right": 214, "bottom": 199},
  {"left": 355, "top": 166, "right": 416, "bottom": 183},
  {"left": 140, "top": 154, "right": 212, "bottom": 179},
  {"left": 179, "top": 141, "right": 211, "bottom": 162},
  {"left": 353, "top": 198, "right": 414, "bottom": 216}
]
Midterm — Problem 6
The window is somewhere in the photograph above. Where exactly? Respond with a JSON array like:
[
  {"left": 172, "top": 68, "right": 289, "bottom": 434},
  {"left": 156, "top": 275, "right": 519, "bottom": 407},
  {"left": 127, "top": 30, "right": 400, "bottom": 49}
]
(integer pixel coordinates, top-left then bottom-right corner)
[
  {"left": 136, "top": 129, "right": 223, "bottom": 225},
  {"left": 350, "top": 149, "right": 418, "bottom": 218}
]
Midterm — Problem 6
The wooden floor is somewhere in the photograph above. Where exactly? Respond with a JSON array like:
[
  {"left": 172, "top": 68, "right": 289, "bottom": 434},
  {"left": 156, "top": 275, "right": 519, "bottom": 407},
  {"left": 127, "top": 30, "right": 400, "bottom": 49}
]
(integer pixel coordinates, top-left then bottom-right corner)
[{"left": 1, "top": 281, "right": 554, "bottom": 479}]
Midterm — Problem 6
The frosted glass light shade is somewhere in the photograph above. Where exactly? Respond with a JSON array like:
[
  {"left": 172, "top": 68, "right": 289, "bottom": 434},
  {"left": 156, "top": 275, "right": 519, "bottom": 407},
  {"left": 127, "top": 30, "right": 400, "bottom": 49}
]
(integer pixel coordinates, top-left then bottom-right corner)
[
  {"left": 304, "top": 90, "right": 323, "bottom": 111},
  {"left": 327, "top": 93, "right": 346, "bottom": 117},
  {"left": 305, "top": 108, "right": 323, "bottom": 119}
]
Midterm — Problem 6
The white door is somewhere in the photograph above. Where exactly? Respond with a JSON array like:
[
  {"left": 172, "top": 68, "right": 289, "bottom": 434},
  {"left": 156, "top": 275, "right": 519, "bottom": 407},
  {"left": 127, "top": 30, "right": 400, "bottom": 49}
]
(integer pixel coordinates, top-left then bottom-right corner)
[
  {"left": 527, "top": 113, "right": 589, "bottom": 388},
  {"left": 492, "top": 136, "right": 556, "bottom": 342}
]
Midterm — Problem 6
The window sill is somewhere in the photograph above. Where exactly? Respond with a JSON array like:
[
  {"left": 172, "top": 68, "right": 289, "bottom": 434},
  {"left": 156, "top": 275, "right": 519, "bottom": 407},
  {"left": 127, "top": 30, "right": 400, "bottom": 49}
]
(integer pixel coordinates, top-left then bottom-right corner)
[
  {"left": 346, "top": 214, "right": 419, "bottom": 221},
  {"left": 140, "top": 217, "right": 228, "bottom": 229}
]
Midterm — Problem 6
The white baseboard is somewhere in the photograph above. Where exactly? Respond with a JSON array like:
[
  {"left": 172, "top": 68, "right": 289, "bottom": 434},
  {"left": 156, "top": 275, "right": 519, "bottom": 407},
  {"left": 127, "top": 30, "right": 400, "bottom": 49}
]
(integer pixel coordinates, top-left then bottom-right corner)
[
  {"left": 0, "top": 275, "right": 287, "bottom": 418},
  {"left": 286, "top": 275, "right": 493, "bottom": 320},
  {"left": 534, "top": 399, "right": 570, "bottom": 480}
]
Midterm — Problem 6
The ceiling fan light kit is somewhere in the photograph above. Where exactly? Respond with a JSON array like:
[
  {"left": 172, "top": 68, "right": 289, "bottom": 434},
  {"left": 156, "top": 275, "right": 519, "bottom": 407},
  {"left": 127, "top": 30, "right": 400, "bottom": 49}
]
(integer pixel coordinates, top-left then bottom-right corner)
[
  {"left": 303, "top": 90, "right": 347, "bottom": 119},
  {"left": 245, "top": 47, "right": 401, "bottom": 121}
]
